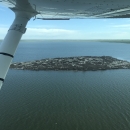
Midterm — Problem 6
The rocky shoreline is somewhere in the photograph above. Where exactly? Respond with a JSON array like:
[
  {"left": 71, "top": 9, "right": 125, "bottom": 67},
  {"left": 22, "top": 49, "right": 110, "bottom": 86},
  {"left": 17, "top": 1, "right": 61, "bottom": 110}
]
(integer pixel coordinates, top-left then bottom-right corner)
[{"left": 10, "top": 56, "right": 130, "bottom": 71}]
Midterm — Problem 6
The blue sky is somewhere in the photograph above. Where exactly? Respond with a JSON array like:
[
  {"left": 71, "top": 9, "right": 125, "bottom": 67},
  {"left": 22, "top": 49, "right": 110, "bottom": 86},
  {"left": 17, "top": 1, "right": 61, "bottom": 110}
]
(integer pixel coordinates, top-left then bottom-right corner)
[{"left": 0, "top": 4, "right": 130, "bottom": 39}]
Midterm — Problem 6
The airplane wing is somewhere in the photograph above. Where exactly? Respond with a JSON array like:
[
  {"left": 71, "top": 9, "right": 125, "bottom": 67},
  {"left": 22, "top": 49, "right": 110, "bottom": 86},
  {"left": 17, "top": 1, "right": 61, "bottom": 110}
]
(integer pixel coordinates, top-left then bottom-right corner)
[{"left": 1, "top": 0, "right": 130, "bottom": 19}]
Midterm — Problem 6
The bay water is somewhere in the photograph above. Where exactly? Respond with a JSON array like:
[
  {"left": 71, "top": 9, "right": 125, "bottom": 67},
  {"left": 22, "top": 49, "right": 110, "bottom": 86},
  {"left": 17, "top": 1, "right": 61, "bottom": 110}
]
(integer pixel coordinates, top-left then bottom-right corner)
[{"left": 1, "top": 40, "right": 130, "bottom": 130}]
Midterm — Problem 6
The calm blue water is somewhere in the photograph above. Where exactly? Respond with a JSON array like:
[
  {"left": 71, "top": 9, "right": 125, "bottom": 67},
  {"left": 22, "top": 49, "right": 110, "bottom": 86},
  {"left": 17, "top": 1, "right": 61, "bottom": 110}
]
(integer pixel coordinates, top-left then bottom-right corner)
[
  {"left": 1, "top": 40, "right": 130, "bottom": 130},
  {"left": 12, "top": 40, "right": 130, "bottom": 62}
]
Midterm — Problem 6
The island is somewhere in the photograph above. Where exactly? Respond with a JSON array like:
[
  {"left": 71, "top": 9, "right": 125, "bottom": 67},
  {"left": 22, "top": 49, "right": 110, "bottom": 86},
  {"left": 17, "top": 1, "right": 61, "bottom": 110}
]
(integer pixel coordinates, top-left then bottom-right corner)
[{"left": 10, "top": 56, "right": 130, "bottom": 71}]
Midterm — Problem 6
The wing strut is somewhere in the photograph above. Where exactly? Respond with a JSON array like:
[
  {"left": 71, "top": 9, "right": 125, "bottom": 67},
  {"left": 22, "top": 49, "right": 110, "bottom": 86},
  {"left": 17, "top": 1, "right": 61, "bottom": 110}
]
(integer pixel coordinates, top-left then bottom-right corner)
[{"left": 0, "top": 9, "right": 36, "bottom": 89}]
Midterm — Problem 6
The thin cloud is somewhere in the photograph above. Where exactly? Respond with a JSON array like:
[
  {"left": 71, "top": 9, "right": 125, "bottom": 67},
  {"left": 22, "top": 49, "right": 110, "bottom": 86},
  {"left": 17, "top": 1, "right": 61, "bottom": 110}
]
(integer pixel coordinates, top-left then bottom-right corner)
[
  {"left": 27, "top": 25, "right": 57, "bottom": 28},
  {"left": 23, "top": 28, "right": 79, "bottom": 39},
  {"left": 112, "top": 24, "right": 130, "bottom": 28},
  {"left": 113, "top": 31, "right": 130, "bottom": 39},
  {"left": 27, "top": 28, "right": 76, "bottom": 33},
  {"left": 0, "top": 26, "right": 130, "bottom": 40},
  {"left": 0, "top": 27, "right": 8, "bottom": 33}
]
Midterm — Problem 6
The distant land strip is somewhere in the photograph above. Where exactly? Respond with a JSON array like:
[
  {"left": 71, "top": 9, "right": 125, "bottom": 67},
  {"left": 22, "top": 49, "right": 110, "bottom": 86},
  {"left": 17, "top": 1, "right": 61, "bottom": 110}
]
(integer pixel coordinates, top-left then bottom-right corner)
[
  {"left": 10, "top": 56, "right": 130, "bottom": 71},
  {"left": 1, "top": 39, "right": 130, "bottom": 43}
]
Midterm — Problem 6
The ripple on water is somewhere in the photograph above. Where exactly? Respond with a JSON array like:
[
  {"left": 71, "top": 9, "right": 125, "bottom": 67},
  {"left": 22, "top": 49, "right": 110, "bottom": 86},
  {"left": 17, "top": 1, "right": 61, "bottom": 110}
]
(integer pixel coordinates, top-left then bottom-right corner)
[{"left": 0, "top": 69, "right": 130, "bottom": 130}]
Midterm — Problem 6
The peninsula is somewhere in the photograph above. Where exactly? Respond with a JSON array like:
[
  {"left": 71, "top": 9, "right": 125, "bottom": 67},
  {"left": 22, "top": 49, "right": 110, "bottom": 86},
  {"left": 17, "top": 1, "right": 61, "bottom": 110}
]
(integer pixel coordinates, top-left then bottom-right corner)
[{"left": 10, "top": 56, "right": 130, "bottom": 71}]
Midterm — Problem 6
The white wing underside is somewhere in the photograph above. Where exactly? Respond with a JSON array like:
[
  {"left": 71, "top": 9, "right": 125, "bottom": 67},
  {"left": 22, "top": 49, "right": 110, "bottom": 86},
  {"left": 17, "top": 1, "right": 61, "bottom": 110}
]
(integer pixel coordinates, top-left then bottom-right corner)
[{"left": 1, "top": 0, "right": 130, "bottom": 19}]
